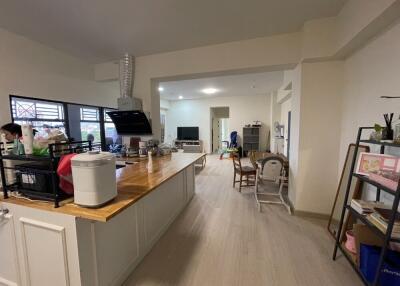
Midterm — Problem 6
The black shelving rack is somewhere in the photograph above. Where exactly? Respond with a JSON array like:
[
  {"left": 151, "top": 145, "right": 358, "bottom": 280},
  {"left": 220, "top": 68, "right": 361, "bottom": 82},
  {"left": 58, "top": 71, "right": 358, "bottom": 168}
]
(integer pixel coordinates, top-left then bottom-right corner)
[
  {"left": 333, "top": 127, "right": 400, "bottom": 286},
  {"left": 0, "top": 141, "right": 98, "bottom": 208}
]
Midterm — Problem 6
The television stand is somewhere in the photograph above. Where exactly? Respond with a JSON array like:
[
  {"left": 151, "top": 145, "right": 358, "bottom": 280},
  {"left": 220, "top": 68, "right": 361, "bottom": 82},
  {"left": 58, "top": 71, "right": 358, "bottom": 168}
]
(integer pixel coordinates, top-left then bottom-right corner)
[{"left": 174, "top": 140, "right": 202, "bottom": 150}]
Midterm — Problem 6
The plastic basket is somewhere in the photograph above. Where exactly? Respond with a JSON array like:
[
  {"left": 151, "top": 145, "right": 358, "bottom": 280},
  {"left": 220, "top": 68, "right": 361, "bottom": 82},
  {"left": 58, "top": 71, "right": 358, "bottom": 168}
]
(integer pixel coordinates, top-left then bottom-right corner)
[{"left": 360, "top": 244, "right": 400, "bottom": 285}]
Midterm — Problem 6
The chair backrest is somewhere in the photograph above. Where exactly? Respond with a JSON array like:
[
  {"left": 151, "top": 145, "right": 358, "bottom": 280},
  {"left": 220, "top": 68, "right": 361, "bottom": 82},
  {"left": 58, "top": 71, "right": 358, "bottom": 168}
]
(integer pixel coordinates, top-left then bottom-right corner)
[
  {"left": 249, "top": 151, "right": 258, "bottom": 169},
  {"left": 232, "top": 153, "right": 242, "bottom": 172},
  {"left": 229, "top": 131, "right": 238, "bottom": 148},
  {"left": 260, "top": 156, "right": 284, "bottom": 181}
]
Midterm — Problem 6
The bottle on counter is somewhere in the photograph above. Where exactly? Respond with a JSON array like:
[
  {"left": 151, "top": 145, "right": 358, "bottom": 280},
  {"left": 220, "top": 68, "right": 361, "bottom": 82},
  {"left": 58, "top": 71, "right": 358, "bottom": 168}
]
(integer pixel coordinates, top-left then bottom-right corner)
[
  {"left": 21, "top": 124, "right": 34, "bottom": 155},
  {"left": 13, "top": 135, "right": 25, "bottom": 155},
  {"left": 147, "top": 151, "right": 153, "bottom": 173},
  {"left": 120, "top": 145, "right": 127, "bottom": 157}
]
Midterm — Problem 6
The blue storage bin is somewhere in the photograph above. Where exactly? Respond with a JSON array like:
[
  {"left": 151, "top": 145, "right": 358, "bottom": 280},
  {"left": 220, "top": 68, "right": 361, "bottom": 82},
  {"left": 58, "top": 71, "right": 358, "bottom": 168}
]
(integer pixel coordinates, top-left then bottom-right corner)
[{"left": 360, "top": 244, "right": 400, "bottom": 285}]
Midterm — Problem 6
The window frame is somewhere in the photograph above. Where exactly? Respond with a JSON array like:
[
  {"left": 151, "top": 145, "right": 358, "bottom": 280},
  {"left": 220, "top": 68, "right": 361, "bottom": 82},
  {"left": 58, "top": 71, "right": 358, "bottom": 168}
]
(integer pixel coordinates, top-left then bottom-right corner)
[{"left": 9, "top": 94, "right": 117, "bottom": 151}]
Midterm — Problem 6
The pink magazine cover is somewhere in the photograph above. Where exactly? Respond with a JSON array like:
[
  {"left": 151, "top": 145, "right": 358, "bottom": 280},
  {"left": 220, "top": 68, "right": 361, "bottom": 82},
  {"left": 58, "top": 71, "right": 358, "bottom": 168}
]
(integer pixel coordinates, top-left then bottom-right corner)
[{"left": 355, "top": 152, "right": 400, "bottom": 176}]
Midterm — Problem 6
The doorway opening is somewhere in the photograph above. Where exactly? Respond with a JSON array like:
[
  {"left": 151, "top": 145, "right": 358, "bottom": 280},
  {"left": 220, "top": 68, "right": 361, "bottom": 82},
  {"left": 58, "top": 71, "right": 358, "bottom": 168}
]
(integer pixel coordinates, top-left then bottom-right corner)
[{"left": 210, "top": 107, "right": 230, "bottom": 153}]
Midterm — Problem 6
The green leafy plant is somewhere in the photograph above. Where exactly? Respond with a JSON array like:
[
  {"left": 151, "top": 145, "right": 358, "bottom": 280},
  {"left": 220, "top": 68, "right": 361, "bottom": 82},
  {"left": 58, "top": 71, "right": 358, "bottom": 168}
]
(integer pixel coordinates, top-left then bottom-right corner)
[{"left": 374, "top": 124, "right": 383, "bottom": 132}]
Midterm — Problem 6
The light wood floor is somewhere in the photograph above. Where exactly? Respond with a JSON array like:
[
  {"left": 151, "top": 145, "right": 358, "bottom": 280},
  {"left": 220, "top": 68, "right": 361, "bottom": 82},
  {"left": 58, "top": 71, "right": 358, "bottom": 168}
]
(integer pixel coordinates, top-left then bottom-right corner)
[{"left": 124, "top": 155, "right": 361, "bottom": 286}]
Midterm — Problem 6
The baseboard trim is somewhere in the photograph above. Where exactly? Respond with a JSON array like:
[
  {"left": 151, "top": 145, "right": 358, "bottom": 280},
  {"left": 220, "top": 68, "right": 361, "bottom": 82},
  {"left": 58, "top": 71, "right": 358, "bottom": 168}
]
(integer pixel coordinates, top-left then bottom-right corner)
[
  {"left": 293, "top": 210, "right": 330, "bottom": 220},
  {"left": 286, "top": 197, "right": 330, "bottom": 220}
]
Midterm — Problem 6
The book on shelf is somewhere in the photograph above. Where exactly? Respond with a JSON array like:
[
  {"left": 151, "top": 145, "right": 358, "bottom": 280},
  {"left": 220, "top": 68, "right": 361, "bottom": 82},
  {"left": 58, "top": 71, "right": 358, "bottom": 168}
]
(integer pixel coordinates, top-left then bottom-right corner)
[
  {"left": 367, "top": 212, "right": 400, "bottom": 239},
  {"left": 350, "top": 199, "right": 384, "bottom": 215},
  {"left": 374, "top": 207, "right": 400, "bottom": 224}
]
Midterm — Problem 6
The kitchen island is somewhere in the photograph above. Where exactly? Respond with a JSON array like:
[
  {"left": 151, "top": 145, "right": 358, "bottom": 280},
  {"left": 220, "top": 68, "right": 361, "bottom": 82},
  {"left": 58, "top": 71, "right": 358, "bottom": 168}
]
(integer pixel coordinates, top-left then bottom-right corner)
[{"left": 0, "top": 152, "right": 205, "bottom": 286}]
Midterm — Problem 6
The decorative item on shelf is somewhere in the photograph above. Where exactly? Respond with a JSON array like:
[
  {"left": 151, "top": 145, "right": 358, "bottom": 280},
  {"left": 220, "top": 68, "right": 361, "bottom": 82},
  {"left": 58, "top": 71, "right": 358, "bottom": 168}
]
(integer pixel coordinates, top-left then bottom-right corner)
[
  {"left": 252, "top": 121, "right": 261, "bottom": 127},
  {"left": 394, "top": 115, "right": 400, "bottom": 144},
  {"left": 370, "top": 172, "right": 399, "bottom": 191},
  {"left": 345, "top": 230, "right": 357, "bottom": 254},
  {"left": 355, "top": 152, "right": 398, "bottom": 176},
  {"left": 382, "top": 113, "right": 394, "bottom": 140},
  {"left": 369, "top": 124, "right": 382, "bottom": 141},
  {"left": 355, "top": 152, "right": 400, "bottom": 191}
]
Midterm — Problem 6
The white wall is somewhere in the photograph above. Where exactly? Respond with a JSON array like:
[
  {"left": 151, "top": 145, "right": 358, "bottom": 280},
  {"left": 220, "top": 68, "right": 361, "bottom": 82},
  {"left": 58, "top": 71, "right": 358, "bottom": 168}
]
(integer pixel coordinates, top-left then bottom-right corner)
[
  {"left": 339, "top": 20, "right": 400, "bottom": 204},
  {"left": 291, "top": 61, "right": 344, "bottom": 214},
  {"left": 160, "top": 99, "right": 170, "bottom": 110},
  {"left": 0, "top": 27, "right": 119, "bottom": 127},
  {"left": 165, "top": 94, "right": 271, "bottom": 153}
]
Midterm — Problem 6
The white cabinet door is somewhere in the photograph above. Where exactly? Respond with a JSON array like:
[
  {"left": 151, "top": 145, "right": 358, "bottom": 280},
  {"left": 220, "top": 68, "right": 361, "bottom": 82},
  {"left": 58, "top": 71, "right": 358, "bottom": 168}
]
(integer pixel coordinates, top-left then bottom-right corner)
[
  {"left": 2, "top": 203, "right": 81, "bottom": 286},
  {"left": 0, "top": 205, "right": 21, "bottom": 286},
  {"left": 185, "top": 165, "right": 195, "bottom": 202},
  {"left": 142, "top": 172, "right": 185, "bottom": 250}
]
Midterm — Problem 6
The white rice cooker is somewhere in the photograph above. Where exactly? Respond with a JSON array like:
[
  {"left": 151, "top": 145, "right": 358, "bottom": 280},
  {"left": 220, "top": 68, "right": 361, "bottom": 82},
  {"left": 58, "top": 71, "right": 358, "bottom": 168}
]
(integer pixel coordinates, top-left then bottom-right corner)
[{"left": 71, "top": 151, "right": 117, "bottom": 207}]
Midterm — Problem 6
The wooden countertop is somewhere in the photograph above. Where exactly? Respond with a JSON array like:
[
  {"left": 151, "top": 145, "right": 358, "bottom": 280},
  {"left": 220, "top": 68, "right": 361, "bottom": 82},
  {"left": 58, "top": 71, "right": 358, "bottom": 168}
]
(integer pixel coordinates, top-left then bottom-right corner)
[{"left": 0, "top": 152, "right": 205, "bottom": 222}]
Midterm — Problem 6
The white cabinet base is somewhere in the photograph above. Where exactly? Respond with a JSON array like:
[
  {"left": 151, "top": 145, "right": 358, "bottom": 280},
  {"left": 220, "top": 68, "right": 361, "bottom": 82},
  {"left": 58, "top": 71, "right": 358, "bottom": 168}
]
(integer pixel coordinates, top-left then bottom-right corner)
[{"left": 0, "top": 164, "right": 196, "bottom": 286}]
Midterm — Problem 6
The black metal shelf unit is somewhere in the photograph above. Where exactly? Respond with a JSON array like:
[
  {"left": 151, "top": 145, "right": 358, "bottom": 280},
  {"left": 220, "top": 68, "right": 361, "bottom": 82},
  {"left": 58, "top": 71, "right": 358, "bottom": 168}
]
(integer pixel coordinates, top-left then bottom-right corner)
[
  {"left": 0, "top": 141, "right": 98, "bottom": 208},
  {"left": 333, "top": 127, "right": 400, "bottom": 286}
]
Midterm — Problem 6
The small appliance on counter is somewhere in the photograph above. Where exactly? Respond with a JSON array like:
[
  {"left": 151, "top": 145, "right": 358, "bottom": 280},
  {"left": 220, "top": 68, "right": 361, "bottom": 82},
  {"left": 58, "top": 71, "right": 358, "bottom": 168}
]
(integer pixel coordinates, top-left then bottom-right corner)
[
  {"left": 71, "top": 151, "right": 117, "bottom": 207},
  {"left": 139, "top": 141, "right": 147, "bottom": 157},
  {"left": 126, "top": 147, "right": 139, "bottom": 158},
  {"left": 159, "top": 143, "right": 172, "bottom": 156}
]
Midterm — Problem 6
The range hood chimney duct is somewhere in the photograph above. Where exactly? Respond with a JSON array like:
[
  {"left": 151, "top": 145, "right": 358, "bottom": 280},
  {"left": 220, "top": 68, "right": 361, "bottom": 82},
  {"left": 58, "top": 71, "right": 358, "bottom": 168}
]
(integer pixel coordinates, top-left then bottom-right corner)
[
  {"left": 119, "top": 53, "right": 134, "bottom": 98},
  {"left": 116, "top": 53, "right": 143, "bottom": 111},
  {"left": 107, "top": 53, "right": 152, "bottom": 135}
]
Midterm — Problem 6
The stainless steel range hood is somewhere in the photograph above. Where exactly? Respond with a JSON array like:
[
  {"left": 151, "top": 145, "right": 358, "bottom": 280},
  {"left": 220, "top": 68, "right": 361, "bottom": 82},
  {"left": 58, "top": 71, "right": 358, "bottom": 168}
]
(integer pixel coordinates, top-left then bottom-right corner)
[{"left": 107, "top": 54, "right": 152, "bottom": 135}]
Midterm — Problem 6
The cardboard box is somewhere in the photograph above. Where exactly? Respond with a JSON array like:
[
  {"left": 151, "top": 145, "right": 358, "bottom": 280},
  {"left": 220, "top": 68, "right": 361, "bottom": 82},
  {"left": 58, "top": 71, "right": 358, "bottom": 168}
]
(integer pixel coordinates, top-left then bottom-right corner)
[{"left": 353, "top": 224, "right": 383, "bottom": 267}]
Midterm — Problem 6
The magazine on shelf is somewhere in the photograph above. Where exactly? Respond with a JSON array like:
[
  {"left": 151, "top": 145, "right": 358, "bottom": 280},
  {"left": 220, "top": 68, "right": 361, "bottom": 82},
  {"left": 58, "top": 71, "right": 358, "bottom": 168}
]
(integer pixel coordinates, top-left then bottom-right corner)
[
  {"left": 374, "top": 207, "right": 400, "bottom": 224},
  {"left": 350, "top": 199, "right": 384, "bottom": 214},
  {"left": 369, "top": 212, "right": 400, "bottom": 230},
  {"left": 367, "top": 214, "right": 400, "bottom": 238}
]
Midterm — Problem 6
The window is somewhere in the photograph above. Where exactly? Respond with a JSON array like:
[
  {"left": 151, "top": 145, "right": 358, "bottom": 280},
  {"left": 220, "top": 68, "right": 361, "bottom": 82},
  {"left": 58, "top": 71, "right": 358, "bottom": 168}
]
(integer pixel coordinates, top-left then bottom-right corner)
[
  {"left": 11, "top": 96, "right": 66, "bottom": 136},
  {"left": 10, "top": 95, "right": 117, "bottom": 151},
  {"left": 104, "top": 109, "right": 122, "bottom": 151},
  {"left": 79, "top": 107, "right": 101, "bottom": 143}
]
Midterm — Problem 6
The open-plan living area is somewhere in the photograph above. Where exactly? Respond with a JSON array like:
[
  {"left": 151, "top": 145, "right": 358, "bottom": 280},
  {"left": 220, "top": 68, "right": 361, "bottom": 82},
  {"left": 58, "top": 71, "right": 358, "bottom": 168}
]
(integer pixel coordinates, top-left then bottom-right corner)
[{"left": 1, "top": 1, "right": 400, "bottom": 285}]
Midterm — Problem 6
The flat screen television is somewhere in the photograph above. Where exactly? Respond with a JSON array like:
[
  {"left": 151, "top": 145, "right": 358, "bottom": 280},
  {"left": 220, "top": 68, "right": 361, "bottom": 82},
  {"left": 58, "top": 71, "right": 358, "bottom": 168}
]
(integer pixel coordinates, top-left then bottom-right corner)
[{"left": 177, "top": 127, "right": 199, "bottom": 140}]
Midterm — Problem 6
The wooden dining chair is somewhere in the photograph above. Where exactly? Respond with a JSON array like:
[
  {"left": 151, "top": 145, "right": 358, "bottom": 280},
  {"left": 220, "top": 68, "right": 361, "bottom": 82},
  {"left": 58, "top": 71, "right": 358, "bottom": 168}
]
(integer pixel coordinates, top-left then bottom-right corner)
[
  {"left": 232, "top": 153, "right": 257, "bottom": 192},
  {"left": 249, "top": 151, "right": 259, "bottom": 170}
]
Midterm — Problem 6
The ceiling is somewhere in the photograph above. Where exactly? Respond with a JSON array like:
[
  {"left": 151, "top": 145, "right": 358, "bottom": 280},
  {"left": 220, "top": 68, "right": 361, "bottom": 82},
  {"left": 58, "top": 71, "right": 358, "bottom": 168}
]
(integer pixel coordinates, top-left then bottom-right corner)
[
  {"left": 0, "top": 0, "right": 347, "bottom": 63},
  {"left": 159, "top": 71, "right": 284, "bottom": 101}
]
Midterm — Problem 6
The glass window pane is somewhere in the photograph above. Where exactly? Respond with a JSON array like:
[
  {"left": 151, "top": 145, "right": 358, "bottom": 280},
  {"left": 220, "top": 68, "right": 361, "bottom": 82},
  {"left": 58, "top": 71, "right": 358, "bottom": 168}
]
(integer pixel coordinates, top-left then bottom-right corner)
[
  {"left": 15, "top": 100, "right": 36, "bottom": 118},
  {"left": 35, "top": 102, "right": 64, "bottom": 120},
  {"left": 11, "top": 97, "right": 66, "bottom": 139},
  {"left": 14, "top": 120, "right": 66, "bottom": 138},
  {"left": 104, "top": 108, "right": 116, "bottom": 122},
  {"left": 12, "top": 97, "right": 64, "bottom": 120},
  {"left": 80, "top": 122, "right": 101, "bottom": 143},
  {"left": 80, "top": 107, "right": 99, "bottom": 121}
]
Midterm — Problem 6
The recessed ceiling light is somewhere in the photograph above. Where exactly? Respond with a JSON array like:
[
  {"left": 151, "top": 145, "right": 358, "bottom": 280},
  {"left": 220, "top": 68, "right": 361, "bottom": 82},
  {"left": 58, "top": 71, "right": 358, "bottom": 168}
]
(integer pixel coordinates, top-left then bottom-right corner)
[
  {"left": 178, "top": 95, "right": 184, "bottom": 100},
  {"left": 158, "top": 87, "right": 164, "bottom": 92},
  {"left": 201, "top": 88, "right": 219, "bottom": 94}
]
